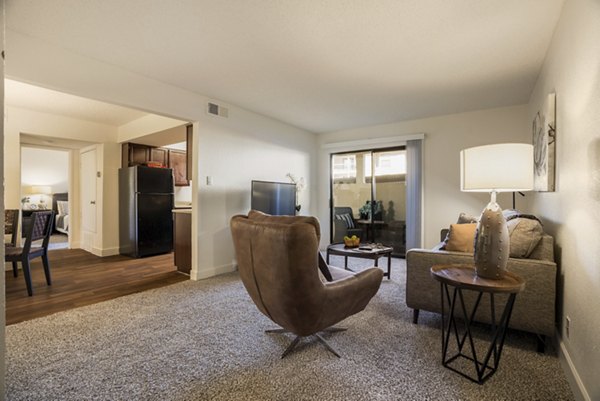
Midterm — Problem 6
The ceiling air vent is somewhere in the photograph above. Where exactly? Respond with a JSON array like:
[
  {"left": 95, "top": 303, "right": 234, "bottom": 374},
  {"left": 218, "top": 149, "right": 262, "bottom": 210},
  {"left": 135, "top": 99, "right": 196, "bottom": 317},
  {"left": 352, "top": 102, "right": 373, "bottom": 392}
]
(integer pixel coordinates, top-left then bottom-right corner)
[{"left": 207, "top": 102, "right": 229, "bottom": 118}]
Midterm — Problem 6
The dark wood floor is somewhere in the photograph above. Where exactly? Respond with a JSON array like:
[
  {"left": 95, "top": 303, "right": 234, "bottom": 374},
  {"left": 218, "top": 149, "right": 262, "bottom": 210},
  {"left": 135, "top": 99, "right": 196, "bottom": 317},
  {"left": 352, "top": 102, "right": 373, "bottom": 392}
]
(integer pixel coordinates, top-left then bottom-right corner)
[{"left": 5, "top": 248, "right": 188, "bottom": 325}]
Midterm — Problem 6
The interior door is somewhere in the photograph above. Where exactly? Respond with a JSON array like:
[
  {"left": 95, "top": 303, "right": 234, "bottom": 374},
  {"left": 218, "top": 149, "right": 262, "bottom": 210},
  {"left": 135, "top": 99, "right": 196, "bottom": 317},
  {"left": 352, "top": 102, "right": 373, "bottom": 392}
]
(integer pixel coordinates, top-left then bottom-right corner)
[{"left": 80, "top": 148, "right": 97, "bottom": 234}]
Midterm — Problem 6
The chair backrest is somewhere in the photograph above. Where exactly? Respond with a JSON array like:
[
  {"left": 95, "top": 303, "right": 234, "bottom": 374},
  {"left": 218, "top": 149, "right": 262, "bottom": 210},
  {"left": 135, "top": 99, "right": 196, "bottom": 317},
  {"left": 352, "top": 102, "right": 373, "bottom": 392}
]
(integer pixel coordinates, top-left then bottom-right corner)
[
  {"left": 248, "top": 209, "right": 332, "bottom": 280},
  {"left": 334, "top": 207, "right": 354, "bottom": 220},
  {"left": 247, "top": 209, "right": 321, "bottom": 241},
  {"left": 23, "top": 211, "right": 54, "bottom": 252},
  {"left": 4, "top": 209, "right": 19, "bottom": 245},
  {"left": 231, "top": 213, "right": 326, "bottom": 335}
]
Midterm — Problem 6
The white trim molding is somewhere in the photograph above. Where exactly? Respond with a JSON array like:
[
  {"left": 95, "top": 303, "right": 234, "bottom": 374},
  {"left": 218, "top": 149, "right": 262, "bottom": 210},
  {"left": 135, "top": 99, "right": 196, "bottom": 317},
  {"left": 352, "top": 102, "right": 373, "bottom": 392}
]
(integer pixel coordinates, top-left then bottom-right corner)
[
  {"left": 321, "top": 133, "right": 425, "bottom": 153},
  {"left": 91, "top": 246, "right": 120, "bottom": 257},
  {"left": 191, "top": 262, "right": 236, "bottom": 281},
  {"left": 558, "top": 333, "right": 591, "bottom": 401}
]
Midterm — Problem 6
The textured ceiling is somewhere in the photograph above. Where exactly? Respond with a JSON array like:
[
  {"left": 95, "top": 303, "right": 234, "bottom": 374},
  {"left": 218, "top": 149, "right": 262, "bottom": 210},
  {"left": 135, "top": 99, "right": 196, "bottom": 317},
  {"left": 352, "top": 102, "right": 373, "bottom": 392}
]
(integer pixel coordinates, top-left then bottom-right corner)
[
  {"left": 5, "top": 80, "right": 147, "bottom": 126},
  {"left": 6, "top": 0, "right": 565, "bottom": 133}
]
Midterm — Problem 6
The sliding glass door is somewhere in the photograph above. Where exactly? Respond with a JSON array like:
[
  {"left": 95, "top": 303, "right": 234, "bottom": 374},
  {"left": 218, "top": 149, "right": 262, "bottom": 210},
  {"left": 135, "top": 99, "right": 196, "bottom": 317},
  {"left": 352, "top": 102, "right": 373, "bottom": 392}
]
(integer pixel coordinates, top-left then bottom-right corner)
[{"left": 331, "top": 147, "right": 407, "bottom": 256}]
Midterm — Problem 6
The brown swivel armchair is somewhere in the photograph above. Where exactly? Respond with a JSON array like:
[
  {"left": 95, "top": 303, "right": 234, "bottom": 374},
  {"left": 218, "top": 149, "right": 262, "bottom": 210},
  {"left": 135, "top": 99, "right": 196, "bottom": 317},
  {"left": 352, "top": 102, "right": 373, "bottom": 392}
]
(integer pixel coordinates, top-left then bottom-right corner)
[{"left": 231, "top": 211, "right": 383, "bottom": 358}]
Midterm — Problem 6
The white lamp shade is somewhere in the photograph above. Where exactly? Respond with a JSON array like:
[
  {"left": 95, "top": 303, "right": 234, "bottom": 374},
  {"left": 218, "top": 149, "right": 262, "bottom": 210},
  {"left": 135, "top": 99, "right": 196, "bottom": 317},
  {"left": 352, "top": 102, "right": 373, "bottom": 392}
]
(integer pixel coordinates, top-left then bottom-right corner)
[
  {"left": 27, "top": 185, "right": 52, "bottom": 195},
  {"left": 460, "top": 143, "right": 534, "bottom": 192}
]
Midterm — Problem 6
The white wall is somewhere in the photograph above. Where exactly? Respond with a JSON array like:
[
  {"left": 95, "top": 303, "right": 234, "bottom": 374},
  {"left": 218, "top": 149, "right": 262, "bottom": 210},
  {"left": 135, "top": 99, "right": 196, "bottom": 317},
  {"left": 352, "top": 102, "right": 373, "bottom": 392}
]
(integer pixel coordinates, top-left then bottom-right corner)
[
  {"left": 317, "top": 105, "right": 530, "bottom": 248},
  {"left": 6, "top": 30, "right": 318, "bottom": 281},
  {"left": 1, "top": 2, "right": 6, "bottom": 394},
  {"left": 4, "top": 106, "right": 116, "bottom": 210},
  {"left": 117, "top": 114, "right": 186, "bottom": 143},
  {"left": 3, "top": 106, "right": 119, "bottom": 255},
  {"left": 174, "top": 185, "right": 192, "bottom": 204},
  {"left": 195, "top": 117, "right": 315, "bottom": 278},
  {"left": 526, "top": 0, "right": 600, "bottom": 399},
  {"left": 101, "top": 143, "right": 121, "bottom": 256},
  {"left": 21, "top": 146, "right": 69, "bottom": 195}
]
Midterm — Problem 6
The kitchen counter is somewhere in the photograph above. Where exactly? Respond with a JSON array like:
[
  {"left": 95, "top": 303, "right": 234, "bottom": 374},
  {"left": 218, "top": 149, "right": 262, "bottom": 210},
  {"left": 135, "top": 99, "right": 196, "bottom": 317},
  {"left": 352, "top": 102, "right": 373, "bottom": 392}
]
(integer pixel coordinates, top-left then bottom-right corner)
[{"left": 172, "top": 208, "right": 192, "bottom": 214}]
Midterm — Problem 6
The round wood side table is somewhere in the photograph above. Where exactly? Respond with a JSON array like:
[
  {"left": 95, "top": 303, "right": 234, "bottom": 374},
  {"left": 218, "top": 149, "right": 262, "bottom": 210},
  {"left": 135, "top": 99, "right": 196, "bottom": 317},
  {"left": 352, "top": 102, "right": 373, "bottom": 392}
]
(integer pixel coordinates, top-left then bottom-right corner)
[{"left": 430, "top": 264, "right": 525, "bottom": 384}]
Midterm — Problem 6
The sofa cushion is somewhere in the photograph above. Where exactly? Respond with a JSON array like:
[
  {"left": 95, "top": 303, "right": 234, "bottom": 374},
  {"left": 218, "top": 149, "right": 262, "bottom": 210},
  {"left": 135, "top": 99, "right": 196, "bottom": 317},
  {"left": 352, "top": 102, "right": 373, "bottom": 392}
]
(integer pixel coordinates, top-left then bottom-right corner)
[
  {"left": 441, "top": 212, "right": 479, "bottom": 249},
  {"left": 445, "top": 223, "right": 477, "bottom": 253},
  {"left": 507, "top": 217, "right": 544, "bottom": 258},
  {"left": 335, "top": 213, "right": 355, "bottom": 228},
  {"left": 457, "top": 212, "right": 479, "bottom": 224}
]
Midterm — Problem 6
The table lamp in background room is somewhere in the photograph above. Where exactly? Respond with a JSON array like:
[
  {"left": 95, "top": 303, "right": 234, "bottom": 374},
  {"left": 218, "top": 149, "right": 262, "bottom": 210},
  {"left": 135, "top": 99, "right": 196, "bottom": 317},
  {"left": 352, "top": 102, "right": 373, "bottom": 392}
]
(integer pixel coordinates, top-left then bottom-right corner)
[
  {"left": 28, "top": 185, "right": 52, "bottom": 208},
  {"left": 460, "top": 143, "right": 534, "bottom": 279}
]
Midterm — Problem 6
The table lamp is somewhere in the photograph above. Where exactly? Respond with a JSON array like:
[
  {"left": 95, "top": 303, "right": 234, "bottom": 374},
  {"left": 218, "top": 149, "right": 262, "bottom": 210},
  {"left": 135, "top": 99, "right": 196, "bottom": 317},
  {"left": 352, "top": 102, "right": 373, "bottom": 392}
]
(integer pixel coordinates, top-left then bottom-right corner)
[
  {"left": 460, "top": 143, "right": 533, "bottom": 279},
  {"left": 28, "top": 185, "right": 52, "bottom": 208}
]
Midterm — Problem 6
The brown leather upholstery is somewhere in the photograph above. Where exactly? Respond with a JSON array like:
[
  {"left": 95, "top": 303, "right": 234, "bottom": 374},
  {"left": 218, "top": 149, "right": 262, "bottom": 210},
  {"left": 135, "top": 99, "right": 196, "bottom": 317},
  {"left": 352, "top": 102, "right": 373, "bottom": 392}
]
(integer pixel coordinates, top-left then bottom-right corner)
[{"left": 231, "top": 211, "right": 383, "bottom": 338}]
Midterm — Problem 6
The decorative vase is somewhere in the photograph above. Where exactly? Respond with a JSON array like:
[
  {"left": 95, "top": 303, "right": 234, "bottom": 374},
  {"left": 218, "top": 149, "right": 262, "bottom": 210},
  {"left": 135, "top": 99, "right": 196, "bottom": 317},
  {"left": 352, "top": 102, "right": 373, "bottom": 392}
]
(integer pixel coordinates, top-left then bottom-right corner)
[{"left": 474, "top": 201, "right": 509, "bottom": 279}]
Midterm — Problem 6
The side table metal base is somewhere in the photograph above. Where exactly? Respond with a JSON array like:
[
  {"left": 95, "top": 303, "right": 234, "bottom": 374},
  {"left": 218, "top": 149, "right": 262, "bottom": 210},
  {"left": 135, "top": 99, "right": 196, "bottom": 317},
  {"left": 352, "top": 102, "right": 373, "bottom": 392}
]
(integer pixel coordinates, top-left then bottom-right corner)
[{"left": 440, "top": 283, "right": 517, "bottom": 384}]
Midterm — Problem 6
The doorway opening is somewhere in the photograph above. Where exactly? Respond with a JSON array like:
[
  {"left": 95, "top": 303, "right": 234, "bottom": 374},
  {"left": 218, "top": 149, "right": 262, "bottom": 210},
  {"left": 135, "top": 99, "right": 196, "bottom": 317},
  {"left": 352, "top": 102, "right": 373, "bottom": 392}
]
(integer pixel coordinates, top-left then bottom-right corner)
[
  {"left": 330, "top": 147, "right": 407, "bottom": 256},
  {"left": 20, "top": 145, "right": 70, "bottom": 250}
]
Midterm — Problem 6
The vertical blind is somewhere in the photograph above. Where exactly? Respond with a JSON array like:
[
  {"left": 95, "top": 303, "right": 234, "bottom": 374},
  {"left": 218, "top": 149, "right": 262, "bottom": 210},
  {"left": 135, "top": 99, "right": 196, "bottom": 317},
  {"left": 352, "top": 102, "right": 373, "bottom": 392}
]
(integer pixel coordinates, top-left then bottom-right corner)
[{"left": 406, "top": 139, "right": 422, "bottom": 250}]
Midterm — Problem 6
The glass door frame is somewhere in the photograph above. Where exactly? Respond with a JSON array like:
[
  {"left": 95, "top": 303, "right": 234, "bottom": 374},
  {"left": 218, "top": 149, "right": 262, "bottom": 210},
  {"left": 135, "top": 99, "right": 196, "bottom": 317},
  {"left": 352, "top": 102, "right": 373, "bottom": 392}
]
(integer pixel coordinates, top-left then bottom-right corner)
[{"left": 329, "top": 145, "right": 406, "bottom": 245}]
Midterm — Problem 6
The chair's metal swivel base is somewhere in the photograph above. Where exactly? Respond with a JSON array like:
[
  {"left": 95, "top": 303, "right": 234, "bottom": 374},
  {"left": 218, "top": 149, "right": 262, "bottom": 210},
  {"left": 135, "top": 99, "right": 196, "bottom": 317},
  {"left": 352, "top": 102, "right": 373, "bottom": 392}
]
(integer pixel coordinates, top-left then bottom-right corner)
[{"left": 265, "top": 327, "right": 347, "bottom": 358}]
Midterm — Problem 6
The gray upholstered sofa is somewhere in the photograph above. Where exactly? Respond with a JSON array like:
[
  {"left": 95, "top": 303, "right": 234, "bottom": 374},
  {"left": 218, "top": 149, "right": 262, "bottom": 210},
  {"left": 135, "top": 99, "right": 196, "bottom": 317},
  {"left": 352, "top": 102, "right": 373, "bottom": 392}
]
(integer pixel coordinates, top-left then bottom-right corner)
[{"left": 406, "top": 232, "right": 557, "bottom": 351}]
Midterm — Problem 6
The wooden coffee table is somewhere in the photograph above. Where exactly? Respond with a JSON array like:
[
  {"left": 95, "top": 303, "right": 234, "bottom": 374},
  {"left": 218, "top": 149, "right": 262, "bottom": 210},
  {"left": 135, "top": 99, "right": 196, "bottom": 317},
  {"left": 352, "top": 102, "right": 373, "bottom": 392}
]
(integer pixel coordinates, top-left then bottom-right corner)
[{"left": 326, "top": 243, "right": 393, "bottom": 279}]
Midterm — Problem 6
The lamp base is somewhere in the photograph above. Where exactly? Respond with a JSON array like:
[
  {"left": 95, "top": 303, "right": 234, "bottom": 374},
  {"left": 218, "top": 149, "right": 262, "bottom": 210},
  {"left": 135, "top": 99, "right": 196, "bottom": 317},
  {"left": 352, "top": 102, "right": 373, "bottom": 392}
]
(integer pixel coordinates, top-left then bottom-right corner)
[{"left": 474, "top": 201, "right": 509, "bottom": 279}]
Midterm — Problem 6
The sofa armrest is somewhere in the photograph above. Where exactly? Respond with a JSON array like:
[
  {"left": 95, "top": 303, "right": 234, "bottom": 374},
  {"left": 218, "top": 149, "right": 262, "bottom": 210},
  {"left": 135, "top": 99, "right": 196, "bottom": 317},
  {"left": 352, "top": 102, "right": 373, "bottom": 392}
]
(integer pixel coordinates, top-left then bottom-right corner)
[{"left": 406, "top": 248, "right": 557, "bottom": 336}]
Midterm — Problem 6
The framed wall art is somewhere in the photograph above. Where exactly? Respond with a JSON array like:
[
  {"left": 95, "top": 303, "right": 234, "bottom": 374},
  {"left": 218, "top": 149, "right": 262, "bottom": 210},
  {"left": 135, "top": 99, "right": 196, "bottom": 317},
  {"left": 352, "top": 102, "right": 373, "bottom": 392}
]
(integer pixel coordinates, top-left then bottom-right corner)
[{"left": 532, "top": 92, "right": 556, "bottom": 191}]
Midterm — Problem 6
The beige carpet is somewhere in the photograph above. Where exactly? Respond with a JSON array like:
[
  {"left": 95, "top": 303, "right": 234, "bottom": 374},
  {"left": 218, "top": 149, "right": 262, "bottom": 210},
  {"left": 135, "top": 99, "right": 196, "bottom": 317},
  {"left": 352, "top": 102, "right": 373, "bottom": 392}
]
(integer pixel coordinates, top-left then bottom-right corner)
[{"left": 5, "top": 257, "right": 574, "bottom": 400}]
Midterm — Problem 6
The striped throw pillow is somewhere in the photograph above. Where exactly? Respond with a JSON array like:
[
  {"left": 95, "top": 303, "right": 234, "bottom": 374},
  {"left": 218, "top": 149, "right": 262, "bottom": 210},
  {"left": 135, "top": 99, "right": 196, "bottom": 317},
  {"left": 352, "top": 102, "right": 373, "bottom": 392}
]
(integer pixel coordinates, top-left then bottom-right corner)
[{"left": 335, "top": 213, "right": 355, "bottom": 229}]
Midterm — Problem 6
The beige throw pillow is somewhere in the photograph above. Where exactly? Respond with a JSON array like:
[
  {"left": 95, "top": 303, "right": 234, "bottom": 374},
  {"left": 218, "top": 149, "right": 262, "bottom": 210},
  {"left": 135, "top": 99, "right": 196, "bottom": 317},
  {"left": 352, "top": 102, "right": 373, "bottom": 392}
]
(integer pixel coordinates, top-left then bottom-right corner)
[
  {"left": 445, "top": 223, "right": 477, "bottom": 253},
  {"left": 440, "top": 212, "right": 479, "bottom": 249},
  {"left": 507, "top": 218, "right": 544, "bottom": 258}
]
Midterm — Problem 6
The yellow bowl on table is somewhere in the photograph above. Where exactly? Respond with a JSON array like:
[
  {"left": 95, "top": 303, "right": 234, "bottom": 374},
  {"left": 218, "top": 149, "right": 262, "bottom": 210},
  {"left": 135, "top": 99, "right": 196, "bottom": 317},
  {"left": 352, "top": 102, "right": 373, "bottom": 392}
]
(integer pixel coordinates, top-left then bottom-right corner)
[{"left": 343, "top": 236, "right": 360, "bottom": 248}]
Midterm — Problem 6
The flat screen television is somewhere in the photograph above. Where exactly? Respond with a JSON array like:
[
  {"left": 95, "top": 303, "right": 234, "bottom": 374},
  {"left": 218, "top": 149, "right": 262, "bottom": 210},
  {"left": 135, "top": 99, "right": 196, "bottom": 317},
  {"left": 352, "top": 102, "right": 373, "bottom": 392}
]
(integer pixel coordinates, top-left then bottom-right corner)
[{"left": 251, "top": 180, "right": 296, "bottom": 216}]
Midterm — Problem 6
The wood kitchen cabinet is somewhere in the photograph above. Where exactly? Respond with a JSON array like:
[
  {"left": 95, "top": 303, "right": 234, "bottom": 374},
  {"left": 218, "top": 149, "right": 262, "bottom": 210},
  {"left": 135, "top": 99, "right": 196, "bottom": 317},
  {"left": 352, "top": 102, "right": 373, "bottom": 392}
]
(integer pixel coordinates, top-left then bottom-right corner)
[
  {"left": 186, "top": 124, "right": 193, "bottom": 181},
  {"left": 173, "top": 210, "right": 191, "bottom": 274},
  {"left": 150, "top": 147, "right": 169, "bottom": 167},
  {"left": 122, "top": 143, "right": 150, "bottom": 167},
  {"left": 169, "top": 149, "right": 189, "bottom": 186},
  {"left": 123, "top": 143, "right": 170, "bottom": 168},
  {"left": 122, "top": 142, "right": 189, "bottom": 186}
]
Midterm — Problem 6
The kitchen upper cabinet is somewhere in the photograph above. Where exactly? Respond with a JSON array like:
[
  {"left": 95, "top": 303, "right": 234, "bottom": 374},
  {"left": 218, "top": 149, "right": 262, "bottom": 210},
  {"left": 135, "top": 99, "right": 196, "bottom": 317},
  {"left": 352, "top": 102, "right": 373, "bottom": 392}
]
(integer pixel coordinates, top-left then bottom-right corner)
[
  {"left": 122, "top": 143, "right": 150, "bottom": 167},
  {"left": 169, "top": 149, "right": 188, "bottom": 186},
  {"left": 150, "top": 147, "right": 169, "bottom": 167},
  {"left": 122, "top": 142, "right": 189, "bottom": 186}
]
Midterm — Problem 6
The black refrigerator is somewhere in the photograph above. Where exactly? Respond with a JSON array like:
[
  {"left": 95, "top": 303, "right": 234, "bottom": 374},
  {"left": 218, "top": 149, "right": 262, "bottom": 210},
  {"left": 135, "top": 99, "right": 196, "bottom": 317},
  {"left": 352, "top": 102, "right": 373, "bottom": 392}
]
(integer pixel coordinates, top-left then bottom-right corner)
[{"left": 119, "top": 166, "right": 174, "bottom": 257}]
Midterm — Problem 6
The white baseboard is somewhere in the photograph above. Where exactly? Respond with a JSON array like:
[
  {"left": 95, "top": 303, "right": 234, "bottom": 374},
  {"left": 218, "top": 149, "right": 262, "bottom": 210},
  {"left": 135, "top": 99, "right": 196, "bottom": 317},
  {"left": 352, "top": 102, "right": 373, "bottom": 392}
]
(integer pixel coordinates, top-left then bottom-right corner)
[
  {"left": 99, "top": 247, "right": 119, "bottom": 257},
  {"left": 91, "top": 246, "right": 120, "bottom": 257},
  {"left": 190, "top": 262, "right": 236, "bottom": 281},
  {"left": 558, "top": 334, "right": 591, "bottom": 401}
]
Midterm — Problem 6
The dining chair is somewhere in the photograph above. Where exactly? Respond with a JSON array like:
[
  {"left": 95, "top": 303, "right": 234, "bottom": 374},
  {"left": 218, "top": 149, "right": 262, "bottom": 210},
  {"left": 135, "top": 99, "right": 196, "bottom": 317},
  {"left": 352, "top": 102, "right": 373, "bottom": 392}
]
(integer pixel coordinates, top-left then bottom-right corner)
[
  {"left": 5, "top": 211, "right": 55, "bottom": 296},
  {"left": 4, "top": 209, "right": 19, "bottom": 247}
]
